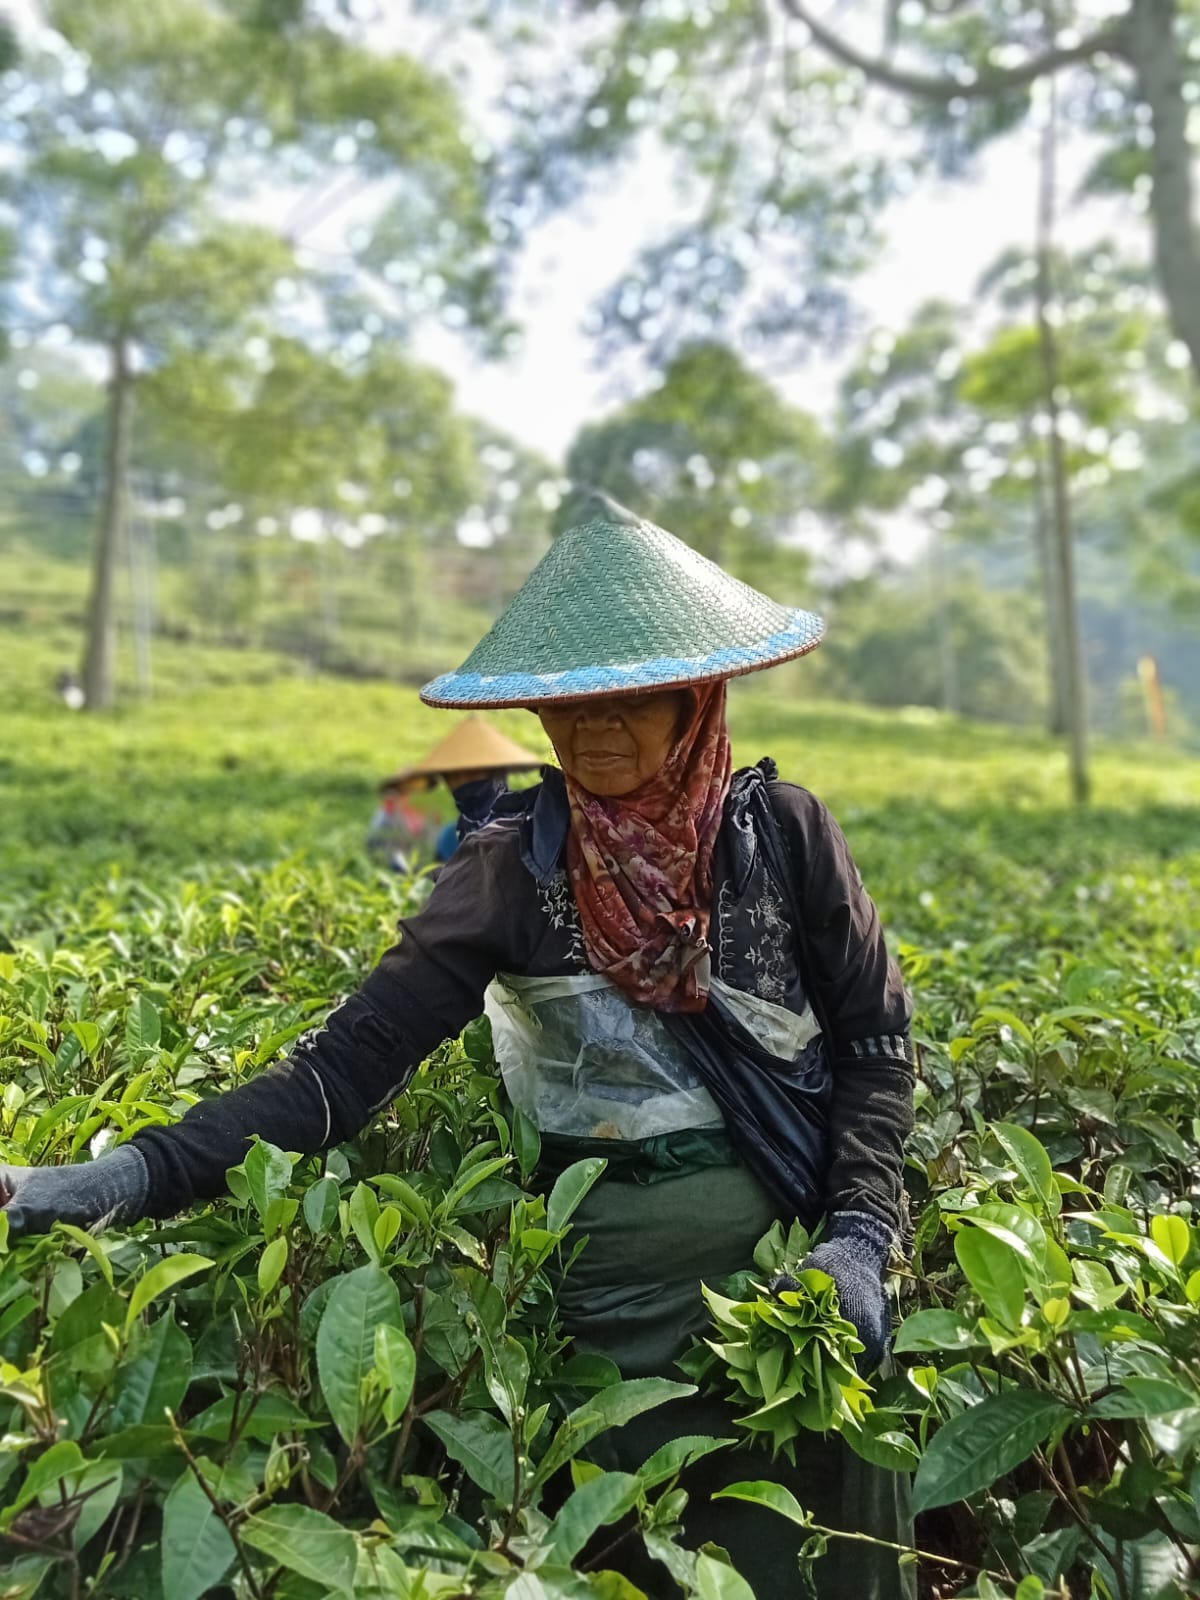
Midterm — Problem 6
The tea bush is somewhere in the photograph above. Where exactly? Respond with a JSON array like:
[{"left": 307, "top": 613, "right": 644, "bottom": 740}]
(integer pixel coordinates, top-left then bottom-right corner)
[{"left": 1, "top": 681, "right": 1198, "bottom": 1599}]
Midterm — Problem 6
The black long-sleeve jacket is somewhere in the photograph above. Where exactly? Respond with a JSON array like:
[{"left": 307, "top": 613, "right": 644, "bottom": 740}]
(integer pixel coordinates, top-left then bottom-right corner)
[{"left": 133, "top": 769, "right": 914, "bottom": 1230}]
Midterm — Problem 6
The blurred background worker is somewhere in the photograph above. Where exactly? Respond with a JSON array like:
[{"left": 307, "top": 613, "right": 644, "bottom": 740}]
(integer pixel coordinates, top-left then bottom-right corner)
[{"left": 367, "top": 715, "right": 541, "bottom": 874}]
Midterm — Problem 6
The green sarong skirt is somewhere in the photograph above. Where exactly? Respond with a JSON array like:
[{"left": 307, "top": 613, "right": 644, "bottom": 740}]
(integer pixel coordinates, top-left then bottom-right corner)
[{"left": 555, "top": 1162, "right": 916, "bottom": 1600}]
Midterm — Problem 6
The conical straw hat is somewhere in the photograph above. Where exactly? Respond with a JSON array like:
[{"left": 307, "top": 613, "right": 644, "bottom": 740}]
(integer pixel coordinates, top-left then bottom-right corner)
[
  {"left": 420, "top": 497, "right": 824, "bottom": 708},
  {"left": 382, "top": 715, "right": 542, "bottom": 792}
]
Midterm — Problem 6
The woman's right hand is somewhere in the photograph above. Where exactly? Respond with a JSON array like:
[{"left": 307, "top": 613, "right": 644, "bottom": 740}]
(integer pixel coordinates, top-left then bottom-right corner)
[
  {"left": 769, "top": 1210, "right": 894, "bottom": 1373},
  {"left": 0, "top": 1145, "right": 149, "bottom": 1239}
]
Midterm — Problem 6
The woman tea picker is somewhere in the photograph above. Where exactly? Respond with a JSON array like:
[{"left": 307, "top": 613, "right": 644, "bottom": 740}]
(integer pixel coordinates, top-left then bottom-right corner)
[{"left": 1, "top": 499, "right": 916, "bottom": 1599}]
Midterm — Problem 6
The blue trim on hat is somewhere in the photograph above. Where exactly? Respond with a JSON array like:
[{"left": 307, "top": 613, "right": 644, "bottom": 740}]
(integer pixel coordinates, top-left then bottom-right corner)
[{"left": 422, "top": 612, "right": 824, "bottom": 707}]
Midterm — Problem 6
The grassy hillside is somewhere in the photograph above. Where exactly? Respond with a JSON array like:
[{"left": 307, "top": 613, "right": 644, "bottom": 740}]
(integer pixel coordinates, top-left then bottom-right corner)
[
  {"left": 0, "top": 531, "right": 504, "bottom": 700},
  {"left": 4, "top": 583, "right": 1199, "bottom": 909}
]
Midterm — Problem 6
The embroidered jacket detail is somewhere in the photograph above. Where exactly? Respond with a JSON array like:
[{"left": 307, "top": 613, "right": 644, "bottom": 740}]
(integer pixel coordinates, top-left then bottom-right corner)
[
  {"left": 538, "top": 871, "right": 587, "bottom": 967},
  {"left": 742, "top": 883, "right": 792, "bottom": 1003},
  {"left": 715, "top": 879, "right": 737, "bottom": 981}
]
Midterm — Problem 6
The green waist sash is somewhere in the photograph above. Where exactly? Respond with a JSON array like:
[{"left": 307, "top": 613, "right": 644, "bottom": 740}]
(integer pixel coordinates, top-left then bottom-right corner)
[{"left": 536, "top": 1126, "right": 739, "bottom": 1187}]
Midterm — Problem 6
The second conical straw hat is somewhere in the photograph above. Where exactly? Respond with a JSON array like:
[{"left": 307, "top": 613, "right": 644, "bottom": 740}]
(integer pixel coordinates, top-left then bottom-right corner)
[
  {"left": 420, "top": 499, "right": 824, "bottom": 708},
  {"left": 382, "top": 715, "right": 542, "bottom": 792}
]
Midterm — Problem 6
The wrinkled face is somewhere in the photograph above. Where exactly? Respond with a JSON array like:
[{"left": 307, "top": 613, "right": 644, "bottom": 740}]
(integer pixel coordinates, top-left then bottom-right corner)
[{"left": 537, "top": 690, "right": 686, "bottom": 798}]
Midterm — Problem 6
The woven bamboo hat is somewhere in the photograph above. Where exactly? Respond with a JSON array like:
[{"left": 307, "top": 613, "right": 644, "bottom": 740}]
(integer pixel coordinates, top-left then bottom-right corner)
[
  {"left": 382, "top": 715, "right": 541, "bottom": 794},
  {"left": 420, "top": 496, "right": 824, "bottom": 708}
]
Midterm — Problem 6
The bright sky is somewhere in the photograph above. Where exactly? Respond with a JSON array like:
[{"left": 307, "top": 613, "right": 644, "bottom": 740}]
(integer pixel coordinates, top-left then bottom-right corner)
[
  {"left": 408, "top": 124, "right": 1111, "bottom": 573},
  {"left": 390, "top": 3, "right": 1122, "bottom": 467},
  {"left": 415, "top": 133, "right": 1055, "bottom": 462},
  {"left": 4, "top": 0, "right": 1125, "bottom": 553}
]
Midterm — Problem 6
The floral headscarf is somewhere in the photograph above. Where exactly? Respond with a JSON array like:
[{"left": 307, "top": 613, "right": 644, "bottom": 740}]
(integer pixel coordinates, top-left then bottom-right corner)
[{"left": 562, "top": 681, "right": 732, "bottom": 1013}]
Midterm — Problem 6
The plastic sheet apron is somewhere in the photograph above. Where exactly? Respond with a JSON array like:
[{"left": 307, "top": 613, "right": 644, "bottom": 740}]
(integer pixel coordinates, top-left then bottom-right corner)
[{"left": 484, "top": 970, "right": 823, "bottom": 1143}]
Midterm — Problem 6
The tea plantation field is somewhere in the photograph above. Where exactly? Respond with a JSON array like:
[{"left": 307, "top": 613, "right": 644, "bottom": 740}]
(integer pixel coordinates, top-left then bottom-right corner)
[{"left": 1, "top": 664, "right": 1198, "bottom": 1600}]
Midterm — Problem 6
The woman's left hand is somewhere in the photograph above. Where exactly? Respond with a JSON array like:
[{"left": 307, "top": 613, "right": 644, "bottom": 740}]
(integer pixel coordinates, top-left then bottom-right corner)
[{"left": 770, "top": 1210, "right": 894, "bottom": 1372}]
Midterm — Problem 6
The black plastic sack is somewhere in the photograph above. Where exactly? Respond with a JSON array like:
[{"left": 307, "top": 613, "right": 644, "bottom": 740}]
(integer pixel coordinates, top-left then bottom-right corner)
[
  {"left": 665, "top": 995, "right": 829, "bottom": 1228},
  {"left": 664, "top": 761, "right": 833, "bottom": 1229}
]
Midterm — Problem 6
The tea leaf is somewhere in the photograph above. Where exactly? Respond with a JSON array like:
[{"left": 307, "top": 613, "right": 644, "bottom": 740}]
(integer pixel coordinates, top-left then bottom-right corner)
[
  {"left": 371, "top": 1172, "right": 431, "bottom": 1226},
  {"left": 546, "top": 1157, "right": 607, "bottom": 1234},
  {"left": 955, "top": 1228, "right": 1027, "bottom": 1330},
  {"left": 243, "top": 1140, "right": 294, "bottom": 1226},
  {"left": 375, "top": 1323, "right": 416, "bottom": 1425},
  {"left": 110, "top": 1313, "right": 193, "bottom": 1429},
  {"left": 62, "top": 1460, "right": 123, "bottom": 1551},
  {"left": 511, "top": 1105, "right": 541, "bottom": 1179},
  {"left": 637, "top": 1435, "right": 733, "bottom": 1490},
  {"left": 257, "top": 1235, "right": 288, "bottom": 1295},
  {"left": 126, "top": 1255, "right": 214, "bottom": 1327},
  {"left": 535, "top": 1379, "right": 696, "bottom": 1485},
  {"left": 541, "top": 1470, "right": 641, "bottom": 1565},
  {"left": 241, "top": 1502, "right": 357, "bottom": 1593},
  {"left": 316, "top": 1265, "right": 402, "bottom": 1445},
  {"left": 713, "top": 1478, "right": 813, "bottom": 1528},
  {"left": 125, "top": 995, "right": 161, "bottom": 1059},
  {"left": 913, "top": 1392, "right": 1071, "bottom": 1513},
  {"left": 1150, "top": 1213, "right": 1191, "bottom": 1268},
  {"left": 424, "top": 1409, "right": 514, "bottom": 1502},
  {"left": 4, "top": 1441, "right": 87, "bottom": 1522},
  {"left": 303, "top": 1174, "right": 340, "bottom": 1234},
  {"left": 991, "top": 1123, "right": 1057, "bottom": 1213},
  {"left": 894, "top": 1309, "right": 983, "bottom": 1353},
  {"left": 441, "top": 1155, "right": 512, "bottom": 1215},
  {"left": 161, "top": 1468, "right": 236, "bottom": 1600},
  {"left": 695, "top": 1551, "right": 757, "bottom": 1600},
  {"left": 54, "top": 1222, "right": 115, "bottom": 1286},
  {"left": 347, "top": 1181, "right": 381, "bottom": 1262}
]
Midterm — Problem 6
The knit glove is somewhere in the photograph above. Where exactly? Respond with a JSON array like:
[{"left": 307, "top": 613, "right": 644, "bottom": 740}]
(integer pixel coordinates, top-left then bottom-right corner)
[
  {"left": 0, "top": 1145, "right": 149, "bottom": 1239},
  {"left": 770, "top": 1210, "right": 894, "bottom": 1373}
]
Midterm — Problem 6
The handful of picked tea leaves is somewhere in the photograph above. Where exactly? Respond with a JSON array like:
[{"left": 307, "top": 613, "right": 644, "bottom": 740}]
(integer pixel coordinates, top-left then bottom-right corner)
[{"left": 680, "top": 1220, "right": 915, "bottom": 1469}]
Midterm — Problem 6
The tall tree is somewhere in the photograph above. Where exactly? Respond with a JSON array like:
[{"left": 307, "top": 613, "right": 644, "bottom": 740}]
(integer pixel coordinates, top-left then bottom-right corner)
[
  {"left": 132, "top": 334, "right": 483, "bottom": 660},
  {"left": 778, "top": 0, "right": 1200, "bottom": 384},
  {"left": 1032, "top": 44, "right": 1088, "bottom": 801},
  {"left": 459, "top": 423, "right": 561, "bottom": 609},
  {"left": 563, "top": 341, "right": 829, "bottom": 585},
  {"left": 829, "top": 244, "right": 1176, "bottom": 749},
  {"left": 819, "top": 568, "right": 1051, "bottom": 724},
  {"left": 0, "top": 0, "right": 498, "bottom": 707}
]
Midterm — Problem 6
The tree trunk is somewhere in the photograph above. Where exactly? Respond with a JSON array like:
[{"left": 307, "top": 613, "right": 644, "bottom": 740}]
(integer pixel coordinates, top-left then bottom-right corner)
[
  {"left": 928, "top": 521, "right": 959, "bottom": 714},
  {"left": 127, "top": 479, "right": 155, "bottom": 699},
  {"left": 1028, "top": 422, "right": 1067, "bottom": 734},
  {"left": 1127, "top": 0, "right": 1200, "bottom": 379},
  {"left": 399, "top": 526, "right": 422, "bottom": 647},
  {"left": 82, "top": 336, "right": 133, "bottom": 711},
  {"left": 318, "top": 534, "right": 340, "bottom": 662},
  {"left": 1035, "top": 63, "right": 1090, "bottom": 804}
]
